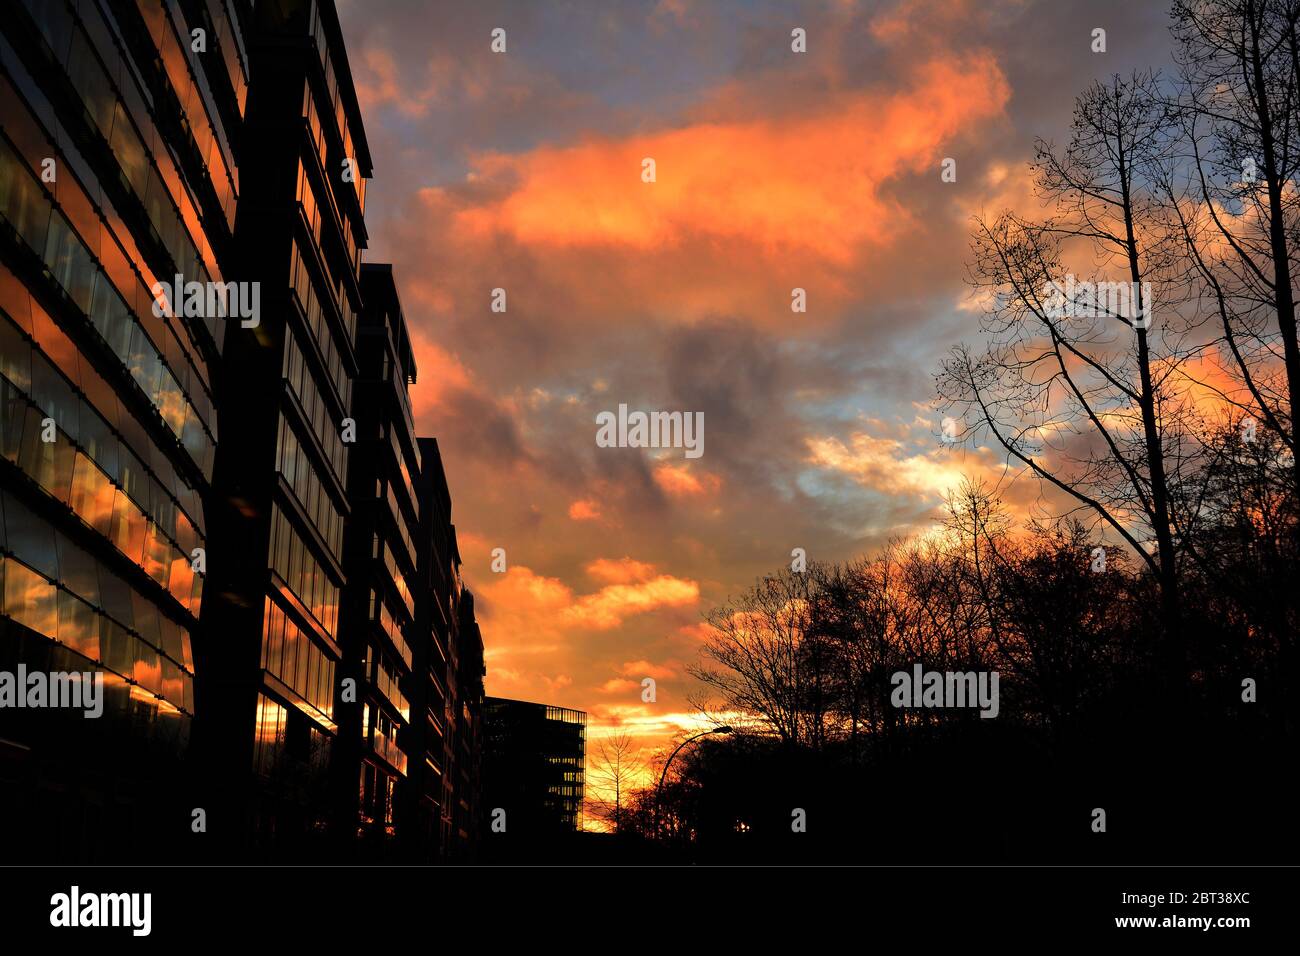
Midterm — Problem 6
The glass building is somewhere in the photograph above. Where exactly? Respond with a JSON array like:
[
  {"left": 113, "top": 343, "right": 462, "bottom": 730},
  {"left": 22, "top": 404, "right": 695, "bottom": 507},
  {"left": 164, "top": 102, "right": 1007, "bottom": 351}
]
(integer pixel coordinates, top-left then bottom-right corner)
[
  {"left": 0, "top": 0, "right": 244, "bottom": 859},
  {"left": 408, "top": 436, "right": 485, "bottom": 860},
  {"left": 333, "top": 262, "right": 420, "bottom": 853},
  {"left": 447, "top": 586, "right": 484, "bottom": 858},
  {"left": 483, "top": 697, "right": 587, "bottom": 835},
  {"left": 198, "top": 0, "right": 369, "bottom": 853},
  {"left": 0, "top": 0, "right": 487, "bottom": 863}
]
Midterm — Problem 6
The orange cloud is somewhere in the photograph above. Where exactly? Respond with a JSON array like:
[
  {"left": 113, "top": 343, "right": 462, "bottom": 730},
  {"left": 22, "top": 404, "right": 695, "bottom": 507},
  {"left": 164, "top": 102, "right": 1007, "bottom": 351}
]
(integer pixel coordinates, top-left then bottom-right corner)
[
  {"left": 457, "top": 56, "right": 1008, "bottom": 261},
  {"left": 473, "top": 559, "right": 702, "bottom": 719},
  {"left": 653, "top": 462, "right": 722, "bottom": 498},
  {"left": 585, "top": 556, "right": 658, "bottom": 584},
  {"left": 478, "top": 566, "right": 574, "bottom": 634},
  {"left": 407, "top": 331, "right": 474, "bottom": 415},
  {"left": 673, "top": 621, "right": 714, "bottom": 645},
  {"left": 1175, "top": 345, "right": 1273, "bottom": 417},
  {"left": 542, "top": 674, "right": 573, "bottom": 694},
  {"left": 599, "top": 678, "right": 640, "bottom": 694},
  {"left": 806, "top": 430, "right": 989, "bottom": 498},
  {"left": 619, "top": 659, "right": 680, "bottom": 680},
  {"left": 562, "top": 575, "right": 701, "bottom": 630},
  {"left": 475, "top": 565, "right": 700, "bottom": 642},
  {"left": 584, "top": 706, "right": 711, "bottom": 739},
  {"left": 403, "top": 52, "right": 1010, "bottom": 326},
  {"left": 568, "top": 498, "right": 602, "bottom": 521}
]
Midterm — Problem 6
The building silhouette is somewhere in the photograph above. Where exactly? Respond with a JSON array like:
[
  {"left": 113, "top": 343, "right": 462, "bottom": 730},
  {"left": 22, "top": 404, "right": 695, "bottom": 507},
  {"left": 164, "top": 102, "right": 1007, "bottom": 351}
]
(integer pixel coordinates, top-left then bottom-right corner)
[
  {"left": 332, "top": 263, "right": 418, "bottom": 851},
  {"left": 195, "top": 0, "right": 369, "bottom": 855},
  {"left": 407, "top": 436, "right": 485, "bottom": 860},
  {"left": 482, "top": 697, "right": 587, "bottom": 841},
  {"left": 447, "top": 587, "right": 485, "bottom": 857},
  {"left": 0, "top": 0, "right": 486, "bottom": 863}
]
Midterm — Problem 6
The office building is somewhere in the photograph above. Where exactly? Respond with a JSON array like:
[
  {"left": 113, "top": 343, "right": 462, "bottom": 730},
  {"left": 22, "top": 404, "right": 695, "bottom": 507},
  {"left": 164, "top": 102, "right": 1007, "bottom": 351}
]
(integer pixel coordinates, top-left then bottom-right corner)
[
  {"left": 482, "top": 697, "right": 586, "bottom": 836},
  {"left": 448, "top": 587, "right": 484, "bottom": 857},
  {"left": 197, "top": 0, "right": 369, "bottom": 854},
  {"left": 0, "top": 0, "right": 245, "bottom": 859},
  {"left": 0, "top": 0, "right": 488, "bottom": 863},
  {"left": 405, "top": 437, "right": 485, "bottom": 860},
  {"left": 331, "top": 262, "right": 419, "bottom": 855}
]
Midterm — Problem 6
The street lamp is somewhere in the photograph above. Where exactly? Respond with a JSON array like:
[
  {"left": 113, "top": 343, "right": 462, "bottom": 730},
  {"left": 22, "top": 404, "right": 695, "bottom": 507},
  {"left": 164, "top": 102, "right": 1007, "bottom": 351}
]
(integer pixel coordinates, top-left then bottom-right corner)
[{"left": 653, "top": 725, "right": 732, "bottom": 844}]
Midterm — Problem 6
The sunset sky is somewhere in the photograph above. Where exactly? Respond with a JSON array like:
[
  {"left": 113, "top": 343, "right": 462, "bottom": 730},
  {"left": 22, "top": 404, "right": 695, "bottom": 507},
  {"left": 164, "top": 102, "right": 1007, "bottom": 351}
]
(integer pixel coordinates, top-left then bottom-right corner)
[{"left": 334, "top": 0, "right": 1178, "bottom": 762}]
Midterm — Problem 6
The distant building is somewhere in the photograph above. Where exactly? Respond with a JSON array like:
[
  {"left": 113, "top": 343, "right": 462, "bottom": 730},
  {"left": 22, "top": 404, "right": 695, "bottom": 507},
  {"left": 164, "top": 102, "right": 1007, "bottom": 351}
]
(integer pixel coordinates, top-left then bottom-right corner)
[{"left": 483, "top": 697, "right": 586, "bottom": 836}]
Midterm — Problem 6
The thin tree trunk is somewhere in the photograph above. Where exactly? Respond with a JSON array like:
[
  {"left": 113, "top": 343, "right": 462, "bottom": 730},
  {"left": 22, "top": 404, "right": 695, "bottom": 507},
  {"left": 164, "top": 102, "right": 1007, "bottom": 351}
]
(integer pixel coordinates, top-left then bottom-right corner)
[{"left": 1250, "top": 0, "right": 1300, "bottom": 493}]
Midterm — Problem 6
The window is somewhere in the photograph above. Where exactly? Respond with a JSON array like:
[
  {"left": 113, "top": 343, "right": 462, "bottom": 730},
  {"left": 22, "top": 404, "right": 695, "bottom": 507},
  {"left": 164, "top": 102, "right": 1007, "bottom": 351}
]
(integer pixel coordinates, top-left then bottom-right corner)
[
  {"left": 30, "top": 360, "right": 78, "bottom": 437},
  {"left": 261, "top": 594, "right": 336, "bottom": 721},
  {"left": 100, "top": 618, "right": 135, "bottom": 675},
  {"left": 133, "top": 643, "right": 162, "bottom": 695},
  {"left": 42, "top": 215, "right": 94, "bottom": 313},
  {"left": 0, "top": 138, "right": 51, "bottom": 252},
  {"left": 0, "top": 133, "right": 217, "bottom": 466},
  {"left": 57, "top": 587, "right": 98, "bottom": 660},
  {"left": 253, "top": 694, "right": 287, "bottom": 775},
  {"left": 55, "top": 532, "right": 99, "bottom": 605},
  {"left": 20, "top": 416, "right": 76, "bottom": 505},
  {"left": 66, "top": 30, "right": 115, "bottom": 134},
  {"left": 110, "top": 102, "right": 149, "bottom": 197},
  {"left": 268, "top": 505, "right": 340, "bottom": 639},
  {"left": 1, "top": 557, "right": 57, "bottom": 635}
]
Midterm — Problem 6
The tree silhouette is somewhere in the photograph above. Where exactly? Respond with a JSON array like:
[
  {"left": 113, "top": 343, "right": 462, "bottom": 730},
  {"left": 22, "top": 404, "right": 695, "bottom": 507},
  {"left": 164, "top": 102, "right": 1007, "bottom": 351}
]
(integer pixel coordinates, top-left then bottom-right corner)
[{"left": 584, "top": 731, "right": 648, "bottom": 835}]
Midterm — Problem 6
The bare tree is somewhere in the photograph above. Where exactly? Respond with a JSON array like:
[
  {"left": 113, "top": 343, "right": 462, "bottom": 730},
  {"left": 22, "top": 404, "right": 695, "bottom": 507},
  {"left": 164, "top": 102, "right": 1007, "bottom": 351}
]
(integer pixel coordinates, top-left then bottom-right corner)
[
  {"left": 690, "top": 567, "right": 817, "bottom": 747},
  {"left": 1170, "top": 0, "right": 1300, "bottom": 492},
  {"left": 584, "top": 732, "right": 647, "bottom": 835},
  {"left": 939, "top": 72, "right": 1189, "bottom": 661}
]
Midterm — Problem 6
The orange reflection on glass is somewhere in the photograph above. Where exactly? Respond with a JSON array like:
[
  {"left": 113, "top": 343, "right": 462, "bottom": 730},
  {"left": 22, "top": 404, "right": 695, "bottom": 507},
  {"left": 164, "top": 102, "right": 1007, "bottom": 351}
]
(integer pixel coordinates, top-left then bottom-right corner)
[
  {"left": 110, "top": 491, "right": 147, "bottom": 565},
  {"left": 128, "top": 682, "right": 159, "bottom": 713},
  {"left": 141, "top": 523, "right": 173, "bottom": 589},
  {"left": 254, "top": 695, "right": 287, "bottom": 774},
  {"left": 168, "top": 552, "right": 194, "bottom": 606},
  {"left": 133, "top": 649, "right": 163, "bottom": 696},
  {"left": 157, "top": 377, "right": 188, "bottom": 435},
  {"left": 57, "top": 590, "right": 100, "bottom": 661},
  {"left": 69, "top": 453, "right": 116, "bottom": 536},
  {"left": 2, "top": 557, "right": 58, "bottom": 636}
]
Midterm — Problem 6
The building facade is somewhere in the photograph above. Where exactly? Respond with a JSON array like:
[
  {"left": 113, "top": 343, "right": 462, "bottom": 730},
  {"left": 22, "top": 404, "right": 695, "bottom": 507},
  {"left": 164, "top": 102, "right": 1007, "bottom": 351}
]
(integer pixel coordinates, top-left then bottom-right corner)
[
  {"left": 448, "top": 587, "right": 485, "bottom": 858},
  {"left": 331, "top": 262, "right": 419, "bottom": 856},
  {"left": 196, "top": 0, "right": 369, "bottom": 857},
  {"left": 0, "top": 0, "right": 245, "bottom": 860},
  {"left": 0, "top": 0, "right": 486, "bottom": 863},
  {"left": 405, "top": 437, "right": 485, "bottom": 861},
  {"left": 482, "top": 697, "right": 587, "bottom": 838}
]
